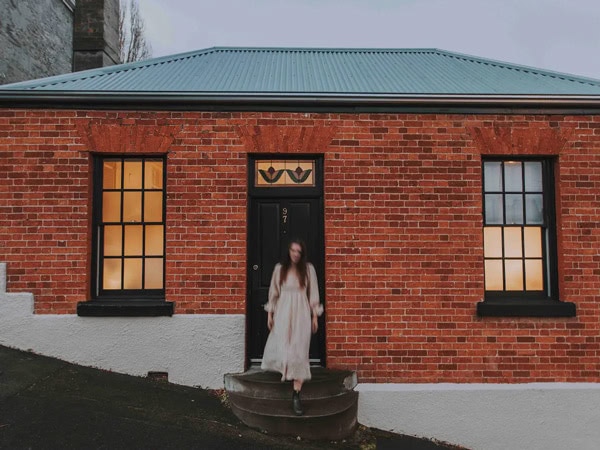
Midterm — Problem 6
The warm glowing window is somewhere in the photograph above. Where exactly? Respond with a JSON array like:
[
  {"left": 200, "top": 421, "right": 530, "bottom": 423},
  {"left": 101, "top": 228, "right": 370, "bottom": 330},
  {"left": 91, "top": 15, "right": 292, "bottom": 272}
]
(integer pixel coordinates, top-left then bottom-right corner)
[
  {"left": 93, "top": 157, "right": 165, "bottom": 298},
  {"left": 482, "top": 159, "right": 555, "bottom": 298}
]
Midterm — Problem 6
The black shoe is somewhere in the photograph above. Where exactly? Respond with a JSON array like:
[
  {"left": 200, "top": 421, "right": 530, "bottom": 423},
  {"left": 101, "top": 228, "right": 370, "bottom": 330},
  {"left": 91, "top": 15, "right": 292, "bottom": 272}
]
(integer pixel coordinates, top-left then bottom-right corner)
[{"left": 292, "top": 390, "right": 304, "bottom": 416}]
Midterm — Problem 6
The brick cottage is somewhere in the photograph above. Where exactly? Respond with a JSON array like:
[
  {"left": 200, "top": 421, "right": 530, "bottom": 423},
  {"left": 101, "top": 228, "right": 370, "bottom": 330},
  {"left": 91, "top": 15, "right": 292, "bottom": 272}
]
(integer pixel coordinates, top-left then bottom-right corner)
[{"left": 1, "top": 47, "right": 600, "bottom": 448}]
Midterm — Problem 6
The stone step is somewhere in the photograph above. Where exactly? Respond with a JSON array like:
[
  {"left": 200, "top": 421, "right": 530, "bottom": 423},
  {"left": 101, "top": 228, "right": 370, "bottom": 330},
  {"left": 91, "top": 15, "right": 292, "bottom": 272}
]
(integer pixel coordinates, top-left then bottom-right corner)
[
  {"left": 224, "top": 367, "right": 357, "bottom": 400},
  {"left": 228, "top": 390, "right": 358, "bottom": 418},
  {"left": 229, "top": 392, "right": 358, "bottom": 440},
  {"left": 224, "top": 368, "right": 358, "bottom": 440}
]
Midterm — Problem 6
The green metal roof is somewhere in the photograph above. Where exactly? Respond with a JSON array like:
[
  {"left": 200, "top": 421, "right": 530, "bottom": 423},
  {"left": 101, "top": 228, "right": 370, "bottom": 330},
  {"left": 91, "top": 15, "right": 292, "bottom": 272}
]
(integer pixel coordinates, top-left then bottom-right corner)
[{"left": 3, "top": 47, "right": 600, "bottom": 95}]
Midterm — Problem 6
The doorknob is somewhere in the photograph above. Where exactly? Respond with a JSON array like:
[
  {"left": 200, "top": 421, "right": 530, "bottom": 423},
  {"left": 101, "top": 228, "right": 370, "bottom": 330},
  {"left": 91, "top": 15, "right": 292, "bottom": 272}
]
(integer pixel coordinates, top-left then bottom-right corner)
[{"left": 253, "top": 265, "right": 259, "bottom": 271}]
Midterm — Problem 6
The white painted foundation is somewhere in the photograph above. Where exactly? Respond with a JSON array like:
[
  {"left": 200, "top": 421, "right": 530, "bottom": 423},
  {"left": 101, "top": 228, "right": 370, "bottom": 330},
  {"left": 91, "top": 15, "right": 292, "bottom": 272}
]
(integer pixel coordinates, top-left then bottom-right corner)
[
  {"left": 0, "top": 263, "right": 245, "bottom": 388},
  {"left": 357, "top": 382, "right": 600, "bottom": 450},
  {"left": 3, "top": 263, "right": 600, "bottom": 448}
]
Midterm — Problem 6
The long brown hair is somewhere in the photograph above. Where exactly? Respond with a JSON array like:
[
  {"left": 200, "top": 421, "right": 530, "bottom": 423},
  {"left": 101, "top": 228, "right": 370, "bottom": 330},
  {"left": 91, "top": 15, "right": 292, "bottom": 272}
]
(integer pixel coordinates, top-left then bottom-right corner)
[{"left": 280, "top": 238, "right": 308, "bottom": 288}]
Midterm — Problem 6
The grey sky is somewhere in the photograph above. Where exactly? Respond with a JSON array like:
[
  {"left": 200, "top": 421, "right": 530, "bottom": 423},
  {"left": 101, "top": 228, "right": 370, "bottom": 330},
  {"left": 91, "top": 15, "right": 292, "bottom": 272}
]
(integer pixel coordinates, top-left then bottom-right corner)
[{"left": 141, "top": 0, "right": 600, "bottom": 79}]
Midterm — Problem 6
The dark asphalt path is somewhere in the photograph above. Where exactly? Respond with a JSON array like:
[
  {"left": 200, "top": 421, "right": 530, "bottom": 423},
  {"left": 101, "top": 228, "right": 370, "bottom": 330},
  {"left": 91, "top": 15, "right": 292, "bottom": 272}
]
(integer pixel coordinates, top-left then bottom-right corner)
[{"left": 0, "top": 346, "right": 462, "bottom": 449}]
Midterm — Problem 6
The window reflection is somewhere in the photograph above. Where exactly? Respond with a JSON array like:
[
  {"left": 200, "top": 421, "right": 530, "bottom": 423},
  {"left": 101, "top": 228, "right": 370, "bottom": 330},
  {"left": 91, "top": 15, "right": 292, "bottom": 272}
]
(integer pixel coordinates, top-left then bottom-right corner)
[
  {"left": 504, "top": 162, "right": 522, "bottom": 191},
  {"left": 525, "top": 194, "right": 543, "bottom": 224},
  {"left": 484, "top": 161, "right": 502, "bottom": 191},
  {"left": 505, "top": 194, "right": 523, "bottom": 224},
  {"left": 524, "top": 162, "right": 542, "bottom": 192},
  {"left": 485, "top": 194, "right": 503, "bottom": 224}
]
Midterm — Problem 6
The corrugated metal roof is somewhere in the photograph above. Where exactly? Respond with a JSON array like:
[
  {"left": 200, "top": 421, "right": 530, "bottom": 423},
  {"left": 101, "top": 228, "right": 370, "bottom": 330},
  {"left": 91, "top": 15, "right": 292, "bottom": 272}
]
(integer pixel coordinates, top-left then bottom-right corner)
[{"left": 3, "top": 47, "right": 600, "bottom": 95}]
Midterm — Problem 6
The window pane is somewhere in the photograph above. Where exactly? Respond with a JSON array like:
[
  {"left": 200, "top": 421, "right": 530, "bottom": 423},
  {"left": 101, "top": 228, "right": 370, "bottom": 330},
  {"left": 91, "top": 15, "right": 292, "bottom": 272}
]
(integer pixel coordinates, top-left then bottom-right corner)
[
  {"left": 145, "top": 225, "right": 164, "bottom": 255},
  {"left": 524, "top": 162, "right": 543, "bottom": 192},
  {"left": 124, "top": 225, "right": 143, "bottom": 256},
  {"left": 145, "top": 258, "right": 164, "bottom": 289},
  {"left": 485, "top": 194, "right": 503, "bottom": 224},
  {"left": 144, "top": 192, "right": 163, "bottom": 222},
  {"left": 524, "top": 227, "right": 542, "bottom": 258},
  {"left": 104, "top": 225, "right": 122, "bottom": 256},
  {"left": 484, "top": 161, "right": 502, "bottom": 192},
  {"left": 504, "top": 228, "right": 522, "bottom": 257},
  {"left": 103, "top": 259, "right": 121, "bottom": 290},
  {"left": 485, "top": 260, "right": 503, "bottom": 290},
  {"left": 505, "top": 194, "right": 523, "bottom": 224},
  {"left": 123, "top": 161, "right": 142, "bottom": 189},
  {"left": 484, "top": 227, "right": 502, "bottom": 257},
  {"left": 145, "top": 161, "right": 163, "bottom": 189},
  {"left": 103, "top": 161, "right": 121, "bottom": 189},
  {"left": 525, "top": 194, "right": 543, "bottom": 224},
  {"left": 123, "top": 192, "right": 142, "bottom": 222},
  {"left": 525, "top": 260, "right": 543, "bottom": 290},
  {"left": 124, "top": 258, "right": 142, "bottom": 289},
  {"left": 102, "top": 192, "right": 121, "bottom": 222},
  {"left": 504, "top": 162, "right": 522, "bottom": 191},
  {"left": 505, "top": 260, "right": 523, "bottom": 290}
]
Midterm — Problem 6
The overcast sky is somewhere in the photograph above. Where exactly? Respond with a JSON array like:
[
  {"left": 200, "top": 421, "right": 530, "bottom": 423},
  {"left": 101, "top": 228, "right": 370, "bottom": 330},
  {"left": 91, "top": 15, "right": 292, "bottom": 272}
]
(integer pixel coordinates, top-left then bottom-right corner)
[{"left": 140, "top": 0, "right": 600, "bottom": 80}]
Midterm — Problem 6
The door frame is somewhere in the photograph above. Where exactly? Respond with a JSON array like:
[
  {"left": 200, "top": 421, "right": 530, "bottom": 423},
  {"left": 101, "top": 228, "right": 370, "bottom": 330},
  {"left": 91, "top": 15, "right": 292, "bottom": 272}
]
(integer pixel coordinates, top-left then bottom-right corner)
[{"left": 246, "top": 154, "right": 326, "bottom": 368}]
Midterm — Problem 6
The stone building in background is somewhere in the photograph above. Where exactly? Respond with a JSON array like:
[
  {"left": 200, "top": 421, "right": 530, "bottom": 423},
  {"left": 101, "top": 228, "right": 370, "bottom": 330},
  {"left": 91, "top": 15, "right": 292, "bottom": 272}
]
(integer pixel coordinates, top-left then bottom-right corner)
[{"left": 0, "top": 0, "right": 118, "bottom": 85}]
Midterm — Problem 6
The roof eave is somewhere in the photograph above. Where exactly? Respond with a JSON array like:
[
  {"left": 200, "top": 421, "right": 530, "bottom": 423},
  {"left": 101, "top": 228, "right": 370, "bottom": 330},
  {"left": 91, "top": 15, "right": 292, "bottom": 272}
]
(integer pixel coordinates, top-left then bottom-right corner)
[{"left": 2, "top": 91, "right": 600, "bottom": 111}]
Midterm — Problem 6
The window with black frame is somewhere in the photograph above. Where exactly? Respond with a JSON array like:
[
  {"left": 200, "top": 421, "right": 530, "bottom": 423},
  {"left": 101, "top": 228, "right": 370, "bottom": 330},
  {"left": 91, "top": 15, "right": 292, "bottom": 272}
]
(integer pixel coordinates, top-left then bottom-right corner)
[
  {"left": 78, "top": 156, "right": 172, "bottom": 316},
  {"left": 478, "top": 158, "right": 575, "bottom": 317}
]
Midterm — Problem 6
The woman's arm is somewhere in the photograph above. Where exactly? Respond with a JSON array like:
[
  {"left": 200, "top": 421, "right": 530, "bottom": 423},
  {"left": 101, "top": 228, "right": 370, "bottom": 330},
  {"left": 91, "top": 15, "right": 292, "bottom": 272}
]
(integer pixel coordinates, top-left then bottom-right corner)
[
  {"left": 265, "top": 264, "right": 281, "bottom": 329},
  {"left": 308, "top": 264, "right": 323, "bottom": 334}
]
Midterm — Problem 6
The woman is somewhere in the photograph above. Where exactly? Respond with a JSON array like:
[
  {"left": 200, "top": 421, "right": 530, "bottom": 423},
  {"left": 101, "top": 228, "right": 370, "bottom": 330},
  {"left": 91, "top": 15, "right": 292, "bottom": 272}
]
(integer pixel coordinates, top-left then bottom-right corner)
[{"left": 261, "top": 238, "right": 323, "bottom": 416}]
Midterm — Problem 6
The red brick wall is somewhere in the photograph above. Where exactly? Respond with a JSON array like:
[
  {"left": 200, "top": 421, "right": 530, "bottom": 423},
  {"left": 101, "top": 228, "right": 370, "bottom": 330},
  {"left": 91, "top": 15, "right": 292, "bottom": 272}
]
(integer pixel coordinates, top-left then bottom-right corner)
[{"left": 1, "top": 109, "right": 599, "bottom": 383}]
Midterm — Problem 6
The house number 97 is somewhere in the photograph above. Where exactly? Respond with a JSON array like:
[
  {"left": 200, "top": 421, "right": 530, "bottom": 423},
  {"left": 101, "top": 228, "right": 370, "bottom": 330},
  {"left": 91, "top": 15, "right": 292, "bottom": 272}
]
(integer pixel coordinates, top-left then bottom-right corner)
[{"left": 282, "top": 207, "right": 288, "bottom": 223}]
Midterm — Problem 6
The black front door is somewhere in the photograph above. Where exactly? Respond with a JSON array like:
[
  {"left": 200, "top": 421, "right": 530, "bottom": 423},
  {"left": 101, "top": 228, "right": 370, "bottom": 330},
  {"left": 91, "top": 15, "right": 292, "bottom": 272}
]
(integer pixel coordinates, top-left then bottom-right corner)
[{"left": 247, "top": 158, "right": 325, "bottom": 366}]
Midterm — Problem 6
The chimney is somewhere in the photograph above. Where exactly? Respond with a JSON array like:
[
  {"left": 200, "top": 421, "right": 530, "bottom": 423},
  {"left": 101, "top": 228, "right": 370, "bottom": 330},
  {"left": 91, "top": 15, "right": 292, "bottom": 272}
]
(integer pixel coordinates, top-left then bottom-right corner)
[{"left": 73, "top": 0, "right": 120, "bottom": 72}]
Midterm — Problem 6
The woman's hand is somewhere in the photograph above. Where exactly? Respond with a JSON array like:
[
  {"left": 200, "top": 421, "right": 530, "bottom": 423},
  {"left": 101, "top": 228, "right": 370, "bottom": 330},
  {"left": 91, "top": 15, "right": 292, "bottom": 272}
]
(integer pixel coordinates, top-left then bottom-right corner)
[
  {"left": 311, "top": 315, "right": 318, "bottom": 334},
  {"left": 267, "top": 312, "right": 274, "bottom": 331}
]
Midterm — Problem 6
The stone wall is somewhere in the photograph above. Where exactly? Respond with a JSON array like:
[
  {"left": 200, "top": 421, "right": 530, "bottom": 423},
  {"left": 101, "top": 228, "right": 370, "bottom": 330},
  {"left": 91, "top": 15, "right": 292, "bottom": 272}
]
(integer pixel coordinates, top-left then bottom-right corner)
[{"left": 0, "top": 0, "right": 74, "bottom": 85}]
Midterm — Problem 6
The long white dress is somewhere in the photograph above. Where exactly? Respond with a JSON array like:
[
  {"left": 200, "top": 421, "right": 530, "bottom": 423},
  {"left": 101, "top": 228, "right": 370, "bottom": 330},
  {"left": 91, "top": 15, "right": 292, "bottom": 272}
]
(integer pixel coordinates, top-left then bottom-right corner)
[{"left": 261, "top": 263, "right": 323, "bottom": 381}]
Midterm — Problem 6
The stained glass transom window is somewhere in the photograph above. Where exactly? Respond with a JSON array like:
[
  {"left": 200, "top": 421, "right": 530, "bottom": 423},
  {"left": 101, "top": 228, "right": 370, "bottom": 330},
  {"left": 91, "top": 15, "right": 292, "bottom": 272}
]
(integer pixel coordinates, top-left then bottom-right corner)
[{"left": 255, "top": 160, "right": 315, "bottom": 187}]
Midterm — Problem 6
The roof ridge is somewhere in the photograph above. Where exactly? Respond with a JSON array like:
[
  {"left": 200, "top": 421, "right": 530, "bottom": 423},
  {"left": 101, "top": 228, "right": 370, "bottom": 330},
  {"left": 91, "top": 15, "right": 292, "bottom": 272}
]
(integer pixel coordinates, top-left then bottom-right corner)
[
  {"left": 433, "top": 49, "right": 600, "bottom": 87},
  {"left": 1, "top": 47, "right": 444, "bottom": 90}
]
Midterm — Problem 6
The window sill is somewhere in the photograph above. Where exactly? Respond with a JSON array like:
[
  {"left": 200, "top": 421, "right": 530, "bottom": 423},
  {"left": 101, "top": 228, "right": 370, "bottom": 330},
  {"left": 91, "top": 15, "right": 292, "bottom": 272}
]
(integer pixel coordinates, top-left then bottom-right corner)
[
  {"left": 477, "top": 299, "right": 576, "bottom": 317},
  {"left": 77, "top": 300, "right": 174, "bottom": 317}
]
